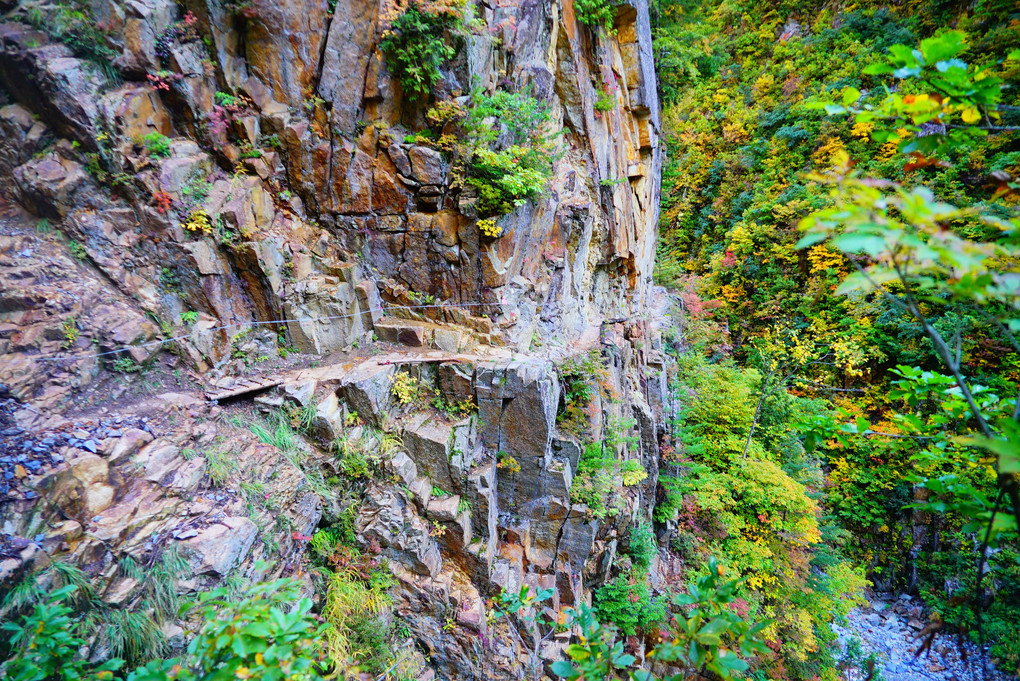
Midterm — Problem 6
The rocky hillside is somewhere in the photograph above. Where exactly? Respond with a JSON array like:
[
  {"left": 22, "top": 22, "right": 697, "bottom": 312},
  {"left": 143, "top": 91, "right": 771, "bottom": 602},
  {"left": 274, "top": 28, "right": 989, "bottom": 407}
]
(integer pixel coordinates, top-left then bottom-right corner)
[{"left": 0, "top": 0, "right": 671, "bottom": 678}]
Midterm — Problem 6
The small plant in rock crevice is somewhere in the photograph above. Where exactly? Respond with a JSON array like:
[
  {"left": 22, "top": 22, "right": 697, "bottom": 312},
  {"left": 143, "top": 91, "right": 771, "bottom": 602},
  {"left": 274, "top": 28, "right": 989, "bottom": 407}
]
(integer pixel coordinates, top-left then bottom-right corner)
[
  {"left": 223, "top": 0, "right": 258, "bottom": 19},
  {"left": 183, "top": 209, "right": 212, "bottom": 235},
  {"left": 569, "top": 442, "right": 618, "bottom": 519},
  {"left": 556, "top": 349, "right": 608, "bottom": 437},
  {"left": 204, "top": 448, "right": 238, "bottom": 486},
  {"left": 146, "top": 70, "right": 184, "bottom": 91},
  {"left": 159, "top": 266, "right": 180, "bottom": 292},
  {"left": 19, "top": 1, "right": 121, "bottom": 83},
  {"left": 497, "top": 451, "right": 521, "bottom": 473},
  {"left": 430, "top": 393, "right": 476, "bottom": 418},
  {"left": 593, "top": 80, "right": 617, "bottom": 114},
  {"left": 620, "top": 459, "right": 647, "bottom": 486},
  {"left": 110, "top": 356, "right": 144, "bottom": 374},
  {"left": 181, "top": 174, "right": 212, "bottom": 205},
  {"left": 152, "top": 190, "right": 173, "bottom": 213},
  {"left": 390, "top": 371, "right": 426, "bottom": 406},
  {"left": 154, "top": 10, "right": 198, "bottom": 62},
  {"left": 61, "top": 317, "right": 79, "bottom": 349},
  {"left": 477, "top": 217, "right": 502, "bottom": 238},
  {"left": 333, "top": 435, "right": 371, "bottom": 479},
  {"left": 141, "top": 132, "right": 171, "bottom": 158},
  {"left": 68, "top": 240, "right": 88, "bottom": 260}
]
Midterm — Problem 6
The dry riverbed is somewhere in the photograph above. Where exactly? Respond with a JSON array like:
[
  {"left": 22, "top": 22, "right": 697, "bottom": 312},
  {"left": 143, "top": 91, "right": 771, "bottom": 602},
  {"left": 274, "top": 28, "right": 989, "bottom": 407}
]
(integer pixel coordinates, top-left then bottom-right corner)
[{"left": 833, "top": 594, "right": 1014, "bottom": 681}]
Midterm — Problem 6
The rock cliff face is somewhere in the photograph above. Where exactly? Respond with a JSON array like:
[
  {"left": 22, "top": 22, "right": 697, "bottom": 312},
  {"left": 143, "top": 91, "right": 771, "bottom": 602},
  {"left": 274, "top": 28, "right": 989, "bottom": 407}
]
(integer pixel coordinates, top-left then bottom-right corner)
[{"left": 0, "top": 0, "right": 668, "bottom": 677}]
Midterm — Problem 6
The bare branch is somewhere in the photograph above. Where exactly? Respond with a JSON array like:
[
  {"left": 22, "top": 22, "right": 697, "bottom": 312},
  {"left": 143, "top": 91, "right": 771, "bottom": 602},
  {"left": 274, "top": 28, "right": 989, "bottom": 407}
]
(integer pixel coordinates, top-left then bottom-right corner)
[
  {"left": 862, "top": 430, "right": 935, "bottom": 440},
  {"left": 795, "top": 379, "right": 866, "bottom": 393}
]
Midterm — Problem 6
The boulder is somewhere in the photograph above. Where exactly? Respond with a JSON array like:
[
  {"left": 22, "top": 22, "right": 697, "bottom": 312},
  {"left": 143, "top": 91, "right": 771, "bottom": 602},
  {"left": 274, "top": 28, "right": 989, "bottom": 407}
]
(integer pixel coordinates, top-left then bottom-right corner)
[
  {"left": 388, "top": 451, "right": 419, "bottom": 486},
  {"left": 184, "top": 517, "right": 259, "bottom": 576},
  {"left": 310, "top": 392, "right": 343, "bottom": 442},
  {"left": 427, "top": 494, "right": 461, "bottom": 523},
  {"left": 407, "top": 146, "right": 446, "bottom": 185},
  {"left": 402, "top": 414, "right": 456, "bottom": 492},
  {"left": 340, "top": 362, "right": 395, "bottom": 428},
  {"left": 108, "top": 429, "right": 155, "bottom": 463},
  {"left": 374, "top": 320, "right": 426, "bottom": 347},
  {"left": 42, "top": 454, "right": 115, "bottom": 518},
  {"left": 358, "top": 484, "right": 441, "bottom": 578},
  {"left": 133, "top": 441, "right": 206, "bottom": 491},
  {"left": 282, "top": 379, "right": 317, "bottom": 407}
]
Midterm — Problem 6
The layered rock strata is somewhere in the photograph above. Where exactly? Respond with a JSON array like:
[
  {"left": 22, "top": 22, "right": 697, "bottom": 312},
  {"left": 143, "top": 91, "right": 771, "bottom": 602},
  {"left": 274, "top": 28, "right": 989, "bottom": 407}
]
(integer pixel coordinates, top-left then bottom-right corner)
[{"left": 0, "top": 0, "right": 667, "bottom": 677}]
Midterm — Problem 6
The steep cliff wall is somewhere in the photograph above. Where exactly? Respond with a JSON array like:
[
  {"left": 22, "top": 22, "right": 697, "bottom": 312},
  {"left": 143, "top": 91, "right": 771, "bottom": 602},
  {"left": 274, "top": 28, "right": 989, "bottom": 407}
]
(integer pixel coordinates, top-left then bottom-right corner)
[
  {"left": 0, "top": 0, "right": 660, "bottom": 383},
  {"left": 0, "top": 1, "right": 668, "bottom": 677}
]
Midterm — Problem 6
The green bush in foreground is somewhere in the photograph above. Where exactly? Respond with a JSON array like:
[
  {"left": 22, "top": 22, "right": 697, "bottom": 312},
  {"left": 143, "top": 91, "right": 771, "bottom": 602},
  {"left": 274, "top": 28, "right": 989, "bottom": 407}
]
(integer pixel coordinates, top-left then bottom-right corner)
[{"left": 1, "top": 577, "right": 326, "bottom": 681}]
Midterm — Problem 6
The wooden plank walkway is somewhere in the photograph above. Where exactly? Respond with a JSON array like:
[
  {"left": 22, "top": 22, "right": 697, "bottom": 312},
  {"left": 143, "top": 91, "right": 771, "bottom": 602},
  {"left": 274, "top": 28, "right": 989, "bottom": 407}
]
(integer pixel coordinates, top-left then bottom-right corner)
[
  {"left": 204, "top": 376, "right": 286, "bottom": 402},
  {"left": 204, "top": 349, "right": 516, "bottom": 402}
]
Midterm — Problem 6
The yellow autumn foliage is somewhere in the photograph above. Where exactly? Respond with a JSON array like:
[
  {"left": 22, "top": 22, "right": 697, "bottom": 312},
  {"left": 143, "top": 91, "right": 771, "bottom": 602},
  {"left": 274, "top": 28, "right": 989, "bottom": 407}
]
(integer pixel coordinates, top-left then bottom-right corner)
[{"left": 807, "top": 245, "right": 844, "bottom": 273}]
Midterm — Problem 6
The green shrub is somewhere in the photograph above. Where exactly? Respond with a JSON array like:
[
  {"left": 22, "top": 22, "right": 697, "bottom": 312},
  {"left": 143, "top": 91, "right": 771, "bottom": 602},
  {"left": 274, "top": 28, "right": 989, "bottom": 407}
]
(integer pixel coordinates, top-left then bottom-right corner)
[
  {"left": 465, "top": 89, "right": 551, "bottom": 147},
  {"left": 214, "top": 91, "right": 239, "bottom": 107},
  {"left": 576, "top": 441, "right": 614, "bottom": 477},
  {"left": 379, "top": 5, "right": 457, "bottom": 102},
  {"left": 556, "top": 350, "right": 606, "bottom": 436},
  {"left": 1, "top": 586, "right": 123, "bottom": 681},
  {"left": 391, "top": 371, "right": 426, "bottom": 406},
  {"left": 570, "top": 442, "right": 619, "bottom": 518},
  {"left": 110, "top": 356, "right": 146, "bottom": 374},
  {"left": 310, "top": 527, "right": 343, "bottom": 560},
  {"left": 628, "top": 522, "right": 656, "bottom": 569},
  {"left": 593, "top": 84, "right": 615, "bottom": 112},
  {"left": 142, "top": 132, "right": 171, "bottom": 158},
  {"left": 319, "top": 563, "right": 393, "bottom": 677},
  {"left": 466, "top": 145, "right": 551, "bottom": 216},
  {"left": 569, "top": 468, "right": 615, "bottom": 518},
  {"left": 574, "top": 0, "right": 617, "bottom": 31},
  {"left": 451, "top": 88, "right": 556, "bottom": 220},
  {"left": 181, "top": 174, "right": 211, "bottom": 204},
  {"left": 128, "top": 577, "right": 327, "bottom": 681},
  {"left": 620, "top": 459, "right": 647, "bottom": 486},
  {"left": 502, "top": 557, "right": 769, "bottom": 681},
  {"left": 334, "top": 436, "right": 371, "bottom": 479},
  {"left": 593, "top": 571, "right": 665, "bottom": 636},
  {"left": 654, "top": 556, "right": 771, "bottom": 679},
  {"left": 22, "top": 3, "right": 120, "bottom": 83}
]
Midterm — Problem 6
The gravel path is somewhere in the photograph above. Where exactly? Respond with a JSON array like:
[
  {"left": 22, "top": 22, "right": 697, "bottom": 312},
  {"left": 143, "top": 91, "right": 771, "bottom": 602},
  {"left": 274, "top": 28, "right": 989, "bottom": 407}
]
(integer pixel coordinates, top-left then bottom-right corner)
[{"left": 833, "top": 594, "right": 1015, "bottom": 681}]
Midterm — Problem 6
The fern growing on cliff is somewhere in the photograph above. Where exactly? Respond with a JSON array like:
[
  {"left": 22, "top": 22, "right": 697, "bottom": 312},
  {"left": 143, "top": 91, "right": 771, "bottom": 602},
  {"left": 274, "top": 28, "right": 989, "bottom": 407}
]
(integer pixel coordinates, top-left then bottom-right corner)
[
  {"left": 380, "top": 4, "right": 457, "bottom": 103},
  {"left": 574, "top": 0, "right": 617, "bottom": 32}
]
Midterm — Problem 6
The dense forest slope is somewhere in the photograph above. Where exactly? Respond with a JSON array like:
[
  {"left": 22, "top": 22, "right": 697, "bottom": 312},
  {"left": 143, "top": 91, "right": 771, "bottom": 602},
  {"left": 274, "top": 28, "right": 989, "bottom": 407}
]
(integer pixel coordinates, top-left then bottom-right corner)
[{"left": 652, "top": 0, "right": 1020, "bottom": 677}]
